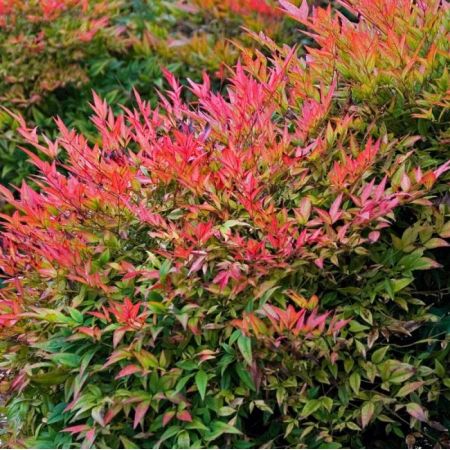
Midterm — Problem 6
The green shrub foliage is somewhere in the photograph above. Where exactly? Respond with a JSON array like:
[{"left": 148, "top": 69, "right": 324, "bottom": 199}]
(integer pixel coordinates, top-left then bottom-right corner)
[{"left": 0, "top": 0, "right": 449, "bottom": 448}]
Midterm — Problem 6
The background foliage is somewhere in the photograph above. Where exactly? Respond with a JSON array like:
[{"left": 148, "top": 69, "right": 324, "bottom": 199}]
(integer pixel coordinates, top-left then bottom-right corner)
[{"left": 0, "top": 0, "right": 449, "bottom": 449}]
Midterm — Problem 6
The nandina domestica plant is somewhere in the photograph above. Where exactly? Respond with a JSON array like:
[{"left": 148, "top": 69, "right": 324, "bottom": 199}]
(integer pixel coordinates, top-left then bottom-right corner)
[
  {"left": 0, "top": 0, "right": 291, "bottom": 190},
  {"left": 0, "top": 0, "right": 449, "bottom": 448}
]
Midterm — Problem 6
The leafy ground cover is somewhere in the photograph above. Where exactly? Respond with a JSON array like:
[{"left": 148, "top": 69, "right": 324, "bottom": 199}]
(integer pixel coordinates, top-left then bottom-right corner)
[{"left": 0, "top": 0, "right": 449, "bottom": 448}]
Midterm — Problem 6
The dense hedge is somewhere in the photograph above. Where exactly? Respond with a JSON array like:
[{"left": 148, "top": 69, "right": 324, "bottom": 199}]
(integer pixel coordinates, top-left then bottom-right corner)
[{"left": 0, "top": 0, "right": 449, "bottom": 448}]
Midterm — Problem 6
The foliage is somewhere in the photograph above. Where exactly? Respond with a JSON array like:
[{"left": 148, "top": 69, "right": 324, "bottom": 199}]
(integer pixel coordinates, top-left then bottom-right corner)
[
  {"left": 0, "top": 0, "right": 124, "bottom": 105},
  {"left": 0, "top": 0, "right": 125, "bottom": 187},
  {"left": 0, "top": 0, "right": 449, "bottom": 448},
  {"left": 0, "top": 0, "right": 293, "bottom": 188}
]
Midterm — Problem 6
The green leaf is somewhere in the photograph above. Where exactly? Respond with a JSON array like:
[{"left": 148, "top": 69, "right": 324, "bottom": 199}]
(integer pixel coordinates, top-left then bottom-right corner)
[
  {"left": 321, "top": 396, "right": 333, "bottom": 412},
  {"left": 134, "top": 350, "right": 159, "bottom": 370},
  {"left": 50, "top": 353, "right": 81, "bottom": 368},
  {"left": 177, "top": 431, "right": 190, "bottom": 448},
  {"left": 349, "top": 320, "right": 370, "bottom": 333},
  {"left": 218, "top": 407, "right": 236, "bottom": 416},
  {"left": 414, "top": 257, "right": 441, "bottom": 270},
  {"left": 254, "top": 400, "right": 273, "bottom": 414},
  {"left": 388, "top": 362, "right": 415, "bottom": 384},
  {"left": 175, "top": 374, "right": 193, "bottom": 393},
  {"left": 237, "top": 334, "right": 252, "bottom": 366},
  {"left": 236, "top": 363, "right": 256, "bottom": 391},
  {"left": 349, "top": 372, "right": 361, "bottom": 395},
  {"left": 301, "top": 399, "right": 321, "bottom": 418},
  {"left": 205, "top": 421, "right": 242, "bottom": 441},
  {"left": 159, "top": 426, "right": 181, "bottom": 443},
  {"left": 159, "top": 259, "right": 172, "bottom": 281},
  {"left": 31, "top": 370, "right": 68, "bottom": 385},
  {"left": 120, "top": 436, "right": 139, "bottom": 449},
  {"left": 68, "top": 308, "right": 84, "bottom": 324},
  {"left": 344, "top": 359, "right": 354, "bottom": 374},
  {"left": 400, "top": 254, "right": 441, "bottom": 271},
  {"left": 434, "top": 360, "right": 445, "bottom": 377},
  {"left": 346, "top": 422, "right": 361, "bottom": 431},
  {"left": 219, "top": 220, "right": 250, "bottom": 237},
  {"left": 391, "top": 278, "right": 413, "bottom": 293},
  {"left": 195, "top": 370, "right": 208, "bottom": 401},
  {"left": 46, "top": 403, "right": 66, "bottom": 424},
  {"left": 229, "top": 330, "right": 241, "bottom": 345},
  {"left": 371, "top": 346, "right": 389, "bottom": 364},
  {"left": 439, "top": 221, "right": 450, "bottom": 238},
  {"left": 98, "top": 248, "right": 111, "bottom": 265},
  {"left": 185, "top": 418, "right": 209, "bottom": 431},
  {"left": 359, "top": 309, "right": 373, "bottom": 325},
  {"left": 424, "top": 238, "right": 449, "bottom": 249},
  {"left": 318, "top": 443, "right": 342, "bottom": 449}
]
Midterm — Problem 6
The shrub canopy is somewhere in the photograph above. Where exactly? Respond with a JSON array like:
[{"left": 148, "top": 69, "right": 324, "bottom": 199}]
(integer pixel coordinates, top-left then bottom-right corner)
[{"left": 0, "top": 0, "right": 449, "bottom": 448}]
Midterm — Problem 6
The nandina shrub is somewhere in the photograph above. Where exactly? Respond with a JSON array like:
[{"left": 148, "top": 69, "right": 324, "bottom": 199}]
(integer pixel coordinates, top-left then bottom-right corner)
[
  {"left": 0, "top": 0, "right": 292, "bottom": 189},
  {"left": 0, "top": 0, "right": 449, "bottom": 448}
]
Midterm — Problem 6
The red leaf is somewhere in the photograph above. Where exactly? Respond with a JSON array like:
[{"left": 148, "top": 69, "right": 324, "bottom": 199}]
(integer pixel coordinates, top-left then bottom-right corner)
[
  {"left": 115, "top": 364, "right": 142, "bottom": 380},
  {"left": 11, "top": 372, "right": 28, "bottom": 392},
  {"left": 176, "top": 410, "right": 192, "bottom": 422},
  {"left": 113, "top": 328, "right": 127, "bottom": 348},
  {"left": 104, "top": 406, "right": 121, "bottom": 425},
  {"left": 314, "top": 258, "right": 324, "bottom": 269},
  {"left": 133, "top": 401, "right": 151, "bottom": 429},
  {"left": 63, "top": 424, "right": 90, "bottom": 434},
  {"left": 162, "top": 411, "right": 176, "bottom": 427},
  {"left": 77, "top": 326, "right": 101, "bottom": 340},
  {"left": 103, "top": 350, "right": 131, "bottom": 368}
]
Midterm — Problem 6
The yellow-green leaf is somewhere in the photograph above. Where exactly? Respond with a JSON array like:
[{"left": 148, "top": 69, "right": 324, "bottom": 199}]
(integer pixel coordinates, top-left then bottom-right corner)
[
  {"left": 349, "top": 372, "right": 361, "bottom": 395},
  {"left": 361, "top": 402, "right": 375, "bottom": 428},
  {"left": 396, "top": 381, "right": 425, "bottom": 397}
]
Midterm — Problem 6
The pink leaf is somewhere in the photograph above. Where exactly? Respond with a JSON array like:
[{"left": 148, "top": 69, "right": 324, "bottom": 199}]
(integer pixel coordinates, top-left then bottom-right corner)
[
  {"left": 104, "top": 407, "right": 121, "bottom": 425},
  {"left": 162, "top": 411, "right": 176, "bottom": 427},
  {"left": 63, "top": 424, "right": 90, "bottom": 434},
  {"left": 368, "top": 231, "right": 380, "bottom": 243},
  {"left": 115, "top": 364, "right": 142, "bottom": 380},
  {"left": 329, "top": 194, "right": 343, "bottom": 224},
  {"left": 86, "top": 429, "right": 96, "bottom": 446},
  {"left": 406, "top": 403, "right": 428, "bottom": 422},
  {"left": 133, "top": 401, "right": 151, "bottom": 429},
  {"left": 113, "top": 328, "right": 126, "bottom": 348},
  {"left": 279, "top": 0, "right": 309, "bottom": 22},
  {"left": 177, "top": 410, "right": 192, "bottom": 422},
  {"left": 400, "top": 173, "right": 411, "bottom": 192},
  {"left": 314, "top": 258, "right": 324, "bottom": 269}
]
